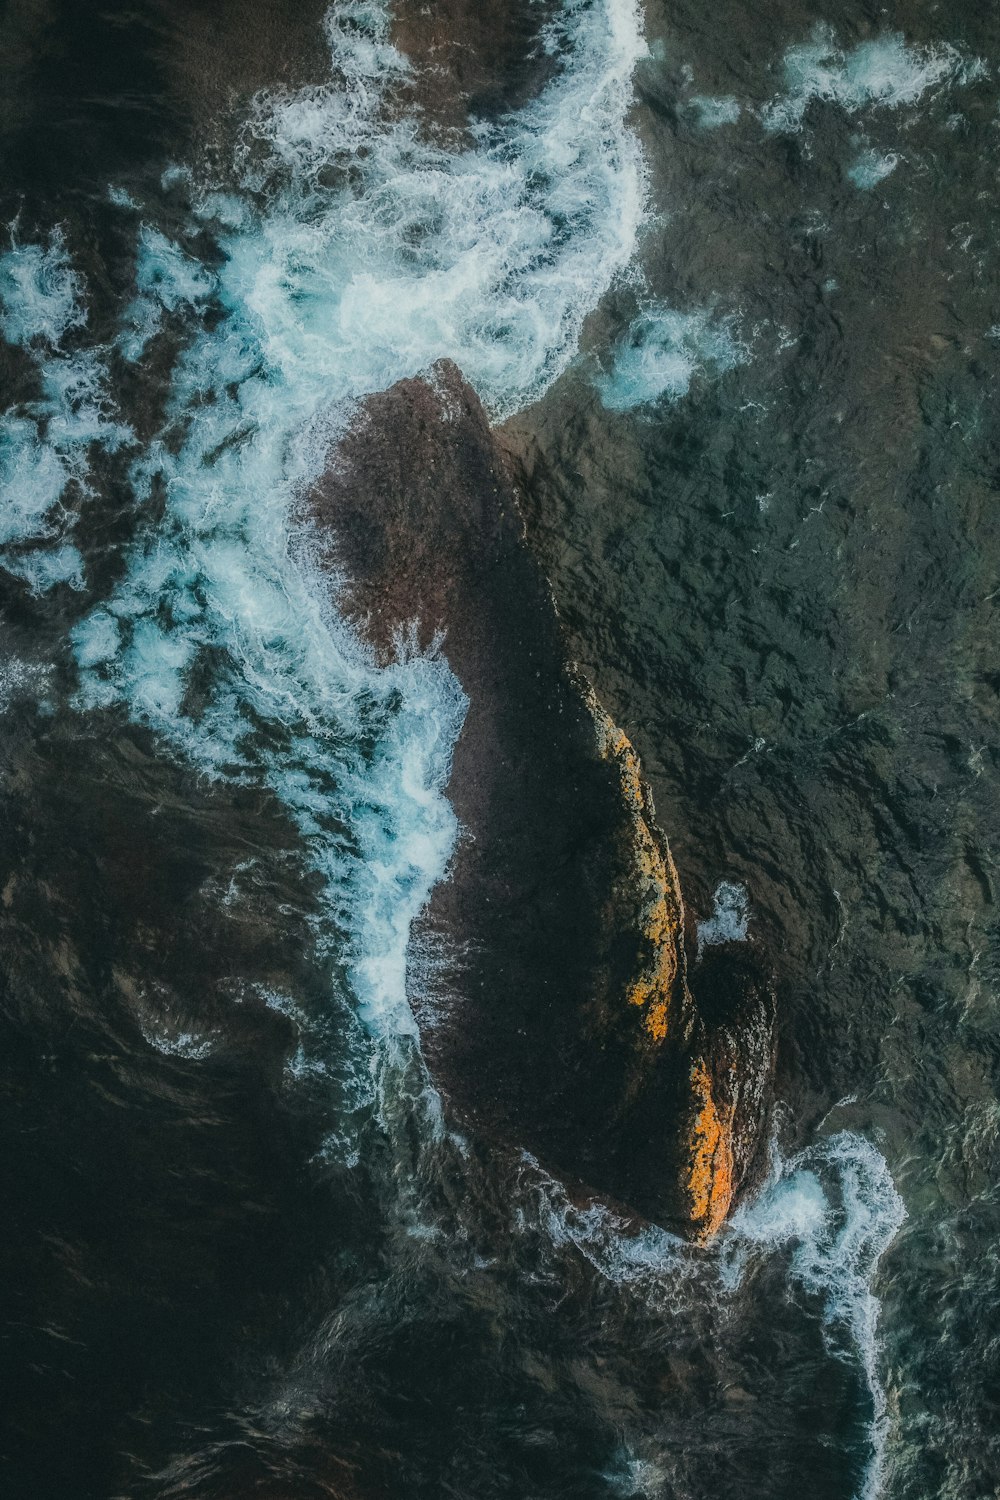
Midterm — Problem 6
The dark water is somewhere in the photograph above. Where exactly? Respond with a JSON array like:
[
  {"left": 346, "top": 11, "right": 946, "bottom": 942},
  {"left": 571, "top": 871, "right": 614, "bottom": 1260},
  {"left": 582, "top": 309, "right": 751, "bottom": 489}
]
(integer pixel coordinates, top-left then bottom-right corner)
[{"left": 0, "top": 3, "right": 997, "bottom": 1498}]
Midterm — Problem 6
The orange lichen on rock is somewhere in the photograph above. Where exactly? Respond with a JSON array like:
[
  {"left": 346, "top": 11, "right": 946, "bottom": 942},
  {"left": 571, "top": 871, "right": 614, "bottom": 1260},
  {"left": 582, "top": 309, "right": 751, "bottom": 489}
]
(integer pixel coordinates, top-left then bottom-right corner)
[
  {"left": 685, "top": 1057, "right": 735, "bottom": 1241},
  {"left": 642, "top": 998, "right": 670, "bottom": 1043},
  {"left": 584, "top": 686, "right": 686, "bottom": 1046}
]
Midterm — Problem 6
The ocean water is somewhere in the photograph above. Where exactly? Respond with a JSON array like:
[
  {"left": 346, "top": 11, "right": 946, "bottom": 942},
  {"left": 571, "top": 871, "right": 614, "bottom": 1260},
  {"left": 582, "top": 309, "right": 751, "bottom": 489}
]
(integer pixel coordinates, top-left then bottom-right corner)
[{"left": 0, "top": 1, "right": 996, "bottom": 1498}]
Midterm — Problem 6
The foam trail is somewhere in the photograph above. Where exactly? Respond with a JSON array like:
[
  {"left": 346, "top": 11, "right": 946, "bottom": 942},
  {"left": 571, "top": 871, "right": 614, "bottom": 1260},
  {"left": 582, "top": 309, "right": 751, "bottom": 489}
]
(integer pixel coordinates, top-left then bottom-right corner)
[
  {"left": 515, "top": 1154, "right": 693, "bottom": 1297},
  {"left": 524, "top": 1131, "right": 906, "bottom": 1496},
  {"left": 724, "top": 1132, "right": 906, "bottom": 1500},
  {"left": 689, "top": 94, "right": 741, "bottom": 129},
  {"left": 510, "top": 1132, "right": 904, "bottom": 1495}
]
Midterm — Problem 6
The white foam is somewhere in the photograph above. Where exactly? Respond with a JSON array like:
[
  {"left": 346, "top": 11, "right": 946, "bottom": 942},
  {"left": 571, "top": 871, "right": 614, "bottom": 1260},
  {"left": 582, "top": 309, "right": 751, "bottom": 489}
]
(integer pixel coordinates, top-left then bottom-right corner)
[
  {"left": 139, "top": 1021, "right": 216, "bottom": 1060},
  {"left": 0, "top": 654, "right": 51, "bottom": 713},
  {"left": 689, "top": 94, "right": 741, "bottom": 129},
  {"left": 514, "top": 1154, "right": 693, "bottom": 1300},
  {"left": 119, "top": 226, "right": 216, "bottom": 361},
  {"left": 218, "top": 0, "right": 649, "bottom": 420},
  {"left": 513, "top": 1126, "right": 905, "bottom": 1499},
  {"left": 0, "top": 236, "right": 131, "bottom": 586},
  {"left": 604, "top": 1451, "right": 667, "bottom": 1497},
  {"left": 725, "top": 1132, "right": 907, "bottom": 1500},
  {"left": 848, "top": 147, "right": 900, "bottom": 190},
  {"left": 0, "top": 235, "right": 86, "bottom": 349},
  {"left": 596, "top": 304, "right": 747, "bottom": 411},
  {"left": 4, "top": 541, "right": 85, "bottom": 594},
  {"left": 763, "top": 26, "right": 986, "bottom": 134},
  {"left": 696, "top": 878, "right": 750, "bottom": 953}
]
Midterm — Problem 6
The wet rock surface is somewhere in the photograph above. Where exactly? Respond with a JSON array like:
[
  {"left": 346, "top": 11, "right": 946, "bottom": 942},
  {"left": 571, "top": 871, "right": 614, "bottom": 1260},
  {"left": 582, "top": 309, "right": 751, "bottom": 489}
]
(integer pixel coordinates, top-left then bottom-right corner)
[
  {"left": 308, "top": 359, "right": 774, "bottom": 1235},
  {"left": 391, "top": 0, "right": 560, "bottom": 130}
]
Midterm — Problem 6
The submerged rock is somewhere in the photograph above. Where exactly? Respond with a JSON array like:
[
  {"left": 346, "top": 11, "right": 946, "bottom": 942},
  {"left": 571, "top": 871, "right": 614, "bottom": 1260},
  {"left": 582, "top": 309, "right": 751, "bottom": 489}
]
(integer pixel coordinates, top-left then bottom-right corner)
[
  {"left": 391, "top": 0, "right": 560, "bottom": 132},
  {"left": 308, "top": 359, "right": 773, "bottom": 1238}
]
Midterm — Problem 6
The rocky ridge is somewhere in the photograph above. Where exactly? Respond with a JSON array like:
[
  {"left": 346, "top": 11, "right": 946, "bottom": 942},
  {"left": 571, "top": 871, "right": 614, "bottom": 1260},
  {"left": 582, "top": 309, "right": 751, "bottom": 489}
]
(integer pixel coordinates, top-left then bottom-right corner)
[{"left": 308, "top": 359, "right": 774, "bottom": 1238}]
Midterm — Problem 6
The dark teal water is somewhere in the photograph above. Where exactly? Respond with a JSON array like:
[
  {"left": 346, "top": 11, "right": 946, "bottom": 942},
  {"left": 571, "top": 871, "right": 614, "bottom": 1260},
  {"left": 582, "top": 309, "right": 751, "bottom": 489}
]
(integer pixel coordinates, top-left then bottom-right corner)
[{"left": 0, "top": 3, "right": 997, "bottom": 1498}]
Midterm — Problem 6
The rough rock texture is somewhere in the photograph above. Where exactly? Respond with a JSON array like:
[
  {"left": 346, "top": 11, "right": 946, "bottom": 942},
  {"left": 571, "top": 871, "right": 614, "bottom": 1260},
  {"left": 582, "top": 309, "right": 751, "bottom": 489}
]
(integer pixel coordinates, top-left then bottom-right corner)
[
  {"left": 391, "top": 0, "right": 560, "bottom": 131},
  {"left": 308, "top": 360, "right": 774, "bottom": 1237}
]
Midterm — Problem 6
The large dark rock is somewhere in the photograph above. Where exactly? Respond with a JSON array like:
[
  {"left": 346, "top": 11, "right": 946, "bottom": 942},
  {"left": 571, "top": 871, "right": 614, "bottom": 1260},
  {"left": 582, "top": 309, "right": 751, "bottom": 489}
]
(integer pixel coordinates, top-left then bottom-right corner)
[{"left": 308, "top": 360, "right": 774, "bottom": 1237}]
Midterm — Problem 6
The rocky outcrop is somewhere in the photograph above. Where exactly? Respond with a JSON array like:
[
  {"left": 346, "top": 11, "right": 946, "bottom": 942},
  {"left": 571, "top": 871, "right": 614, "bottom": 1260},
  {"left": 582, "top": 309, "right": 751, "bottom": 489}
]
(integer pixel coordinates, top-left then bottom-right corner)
[
  {"left": 391, "top": 0, "right": 560, "bottom": 132},
  {"left": 675, "top": 948, "right": 776, "bottom": 1238},
  {"left": 308, "top": 359, "right": 774, "bottom": 1238}
]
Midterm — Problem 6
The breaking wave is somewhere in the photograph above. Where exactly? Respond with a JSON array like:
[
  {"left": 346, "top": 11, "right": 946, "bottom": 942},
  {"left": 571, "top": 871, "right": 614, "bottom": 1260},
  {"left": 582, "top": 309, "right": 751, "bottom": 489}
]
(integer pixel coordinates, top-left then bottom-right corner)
[
  {"left": 0, "top": 0, "right": 650, "bottom": 1061},
  {"left": 521, "top": 1130, "right": 905, "bottom": 1498}
]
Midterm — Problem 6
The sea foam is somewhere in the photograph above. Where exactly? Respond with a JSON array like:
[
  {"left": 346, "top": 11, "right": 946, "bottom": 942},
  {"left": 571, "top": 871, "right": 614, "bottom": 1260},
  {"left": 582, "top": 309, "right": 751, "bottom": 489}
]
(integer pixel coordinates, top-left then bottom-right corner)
[
  {"left": 0, "top": 236, "right": 131, "bottom": 590},
  {"left": 696, "top": 879, "right": 750, "bottom": 954},
  {"left": 848, "top": 147, "right": 900, "bottom": 191},
  {"left": 515, "top": 1128, "right": 905, "bottom": 1498},
  {"left": 724, "top": 1132, "right": 907, "bottom": 1500},
  {"left": 596, "top": 304, "right": 746, "bottom": 411},
  {"left": 763, "top": 26, "right": 985, "bottom": 134},
  {"left": 689, "top": 94, "right": 741, "bottom": 130}
]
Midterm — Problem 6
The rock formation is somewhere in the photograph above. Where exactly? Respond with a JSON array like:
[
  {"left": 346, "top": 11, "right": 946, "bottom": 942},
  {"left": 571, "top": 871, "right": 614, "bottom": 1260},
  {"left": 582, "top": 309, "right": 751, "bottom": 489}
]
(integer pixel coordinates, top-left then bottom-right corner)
[
  {"left": 308, "top": 360, "right": 774, "bottom": 1239},
  {"left": 391, "top": 0, "right": 560, "bottom": 132}
]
